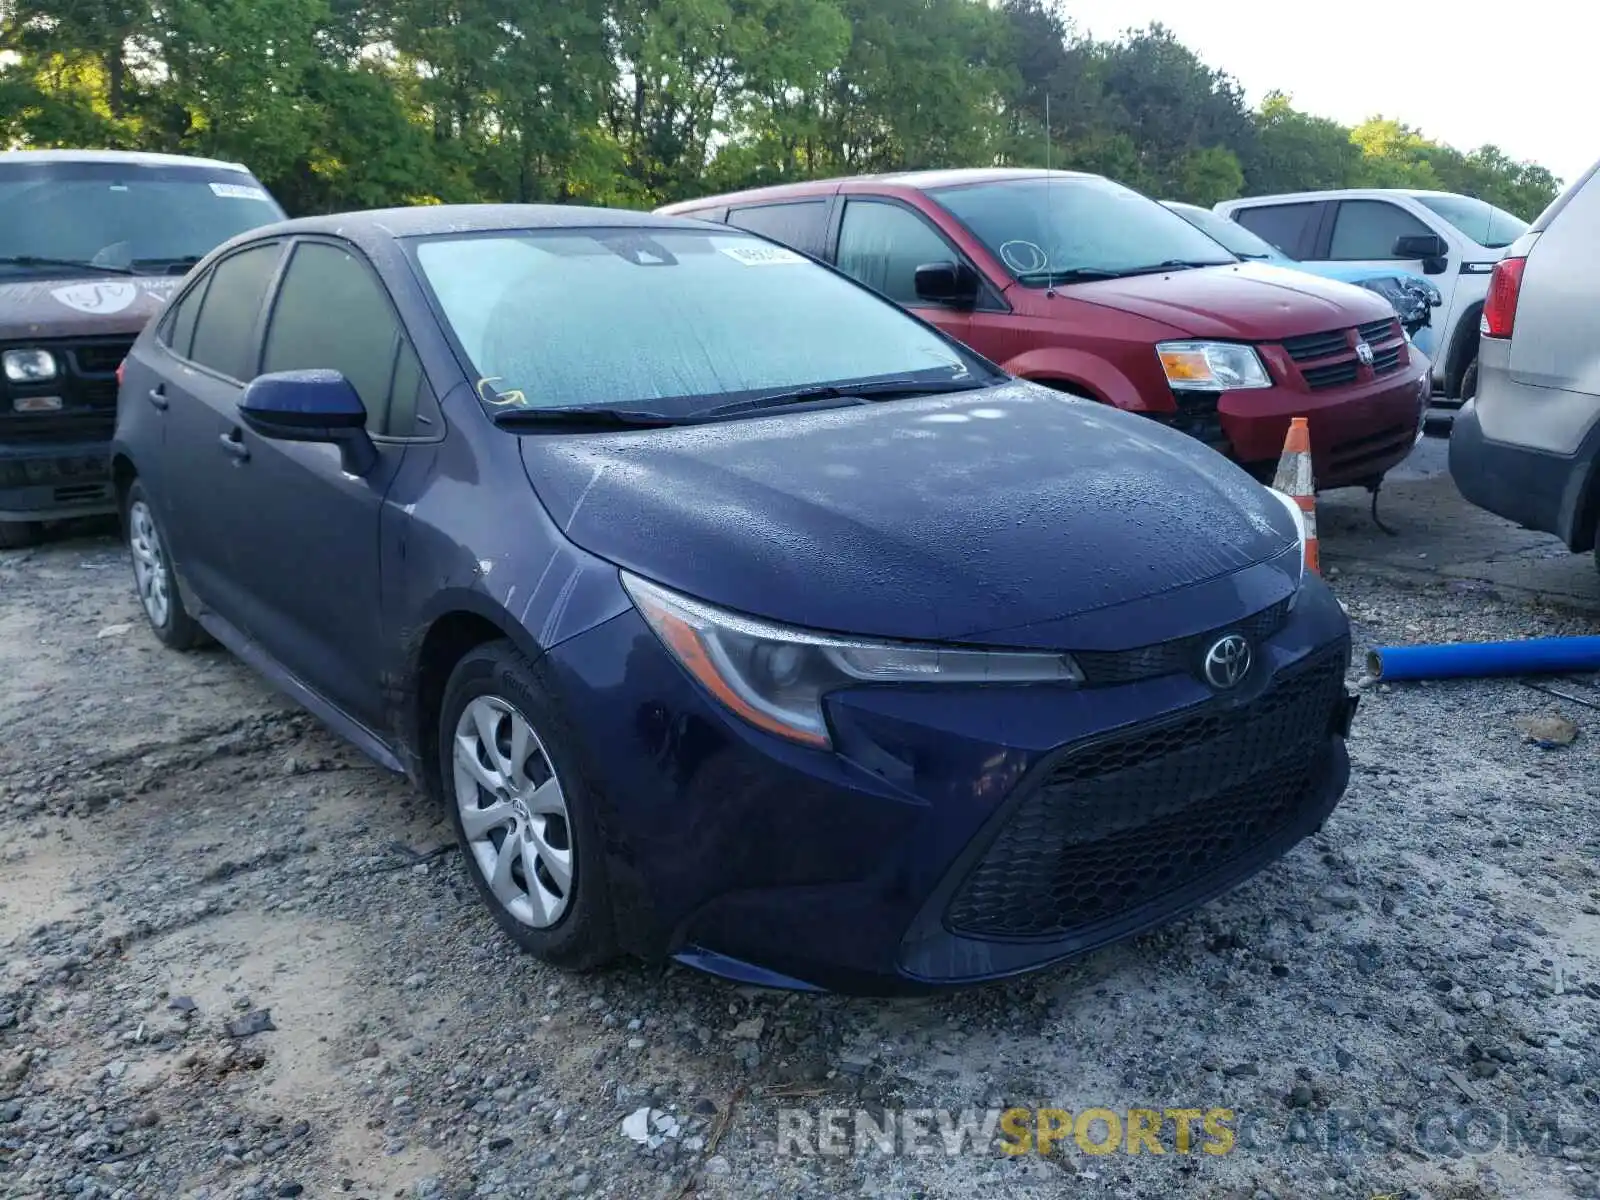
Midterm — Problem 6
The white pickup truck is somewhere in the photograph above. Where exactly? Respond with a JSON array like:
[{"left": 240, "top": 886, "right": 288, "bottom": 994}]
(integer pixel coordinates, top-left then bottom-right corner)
[{"left": 1214, "top": 189, "right": 1528, "bottom": 414}]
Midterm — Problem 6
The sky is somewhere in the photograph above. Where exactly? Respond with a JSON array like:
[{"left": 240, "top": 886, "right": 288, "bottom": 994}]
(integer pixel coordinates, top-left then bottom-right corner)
[{"left": 1065, "top": 0, "right": 1597, "bottom": 189}]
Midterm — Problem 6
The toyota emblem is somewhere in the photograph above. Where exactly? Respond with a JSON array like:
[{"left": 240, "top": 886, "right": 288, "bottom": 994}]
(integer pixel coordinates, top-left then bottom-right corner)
[
  {"left": 1202, "top": 633, "right": 1252, "bottom": 690},
  {"left": 1355, "top": 340, "right": 1375, "bottom": 366}
]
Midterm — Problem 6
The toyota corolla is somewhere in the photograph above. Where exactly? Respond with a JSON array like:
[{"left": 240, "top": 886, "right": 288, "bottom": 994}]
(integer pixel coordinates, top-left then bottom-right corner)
[{"left": 111, "top": 204, "right": 1358, "bottom": 995}]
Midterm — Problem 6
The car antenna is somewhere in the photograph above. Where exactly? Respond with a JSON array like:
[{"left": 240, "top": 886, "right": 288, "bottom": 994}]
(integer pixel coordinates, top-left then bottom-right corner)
[{"left": 1044, "top": 93, "right": 1057, "bottom": 298}]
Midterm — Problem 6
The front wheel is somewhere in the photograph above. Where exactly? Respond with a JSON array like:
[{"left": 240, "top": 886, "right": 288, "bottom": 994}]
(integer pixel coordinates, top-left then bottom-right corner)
[{"left": 438, "top": 641, "right": 619, "bottom": 970}]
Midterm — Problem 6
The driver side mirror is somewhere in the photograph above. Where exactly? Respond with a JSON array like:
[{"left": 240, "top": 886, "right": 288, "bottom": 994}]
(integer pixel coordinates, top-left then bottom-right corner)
[
  {"left": 238, "top": 369, "right": 377, "bottom": 476},
  {"left": 913, "top": 261, "right": 980, "bottom": 307},
  {"left": 1393, "top": 233, "right": 1450, "bottom": 275}
]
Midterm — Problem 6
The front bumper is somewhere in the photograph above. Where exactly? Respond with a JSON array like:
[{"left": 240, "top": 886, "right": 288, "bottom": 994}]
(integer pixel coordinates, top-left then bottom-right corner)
[
  {"left": 0, "top": 439, "right": 114, "bottom": 522},
  {"left": 1222, "top": 358, "right": 1431, "bottom": 490},
  {"left": 544, "top": 575, "right": 1358, "bottom": 995}
]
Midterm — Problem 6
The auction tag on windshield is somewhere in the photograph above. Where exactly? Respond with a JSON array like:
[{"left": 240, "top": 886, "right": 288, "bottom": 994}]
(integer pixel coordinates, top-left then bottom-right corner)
[
  {"left": 719, "top": 244, "right": 806, "bottom": 267},
  {"left": 209, "top": 182, "right": 269, "bottom": 201}
]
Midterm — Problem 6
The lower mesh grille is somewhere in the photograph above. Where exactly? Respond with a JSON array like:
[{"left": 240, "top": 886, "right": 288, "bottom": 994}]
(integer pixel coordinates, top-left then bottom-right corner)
[{"left": 944, "top": 642, "right": 1349, "bottom": 940}]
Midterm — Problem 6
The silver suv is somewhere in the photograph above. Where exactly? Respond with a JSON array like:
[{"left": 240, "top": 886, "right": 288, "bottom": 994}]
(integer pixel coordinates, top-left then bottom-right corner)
[{"left": 1449, "top": 158, "right": 1600, "bottom": 566}]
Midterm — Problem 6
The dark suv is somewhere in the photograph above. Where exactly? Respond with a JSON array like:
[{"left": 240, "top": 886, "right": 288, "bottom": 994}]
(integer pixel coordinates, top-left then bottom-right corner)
[{"left": 0, "top": 149, "right": 285, "bottom": 548}]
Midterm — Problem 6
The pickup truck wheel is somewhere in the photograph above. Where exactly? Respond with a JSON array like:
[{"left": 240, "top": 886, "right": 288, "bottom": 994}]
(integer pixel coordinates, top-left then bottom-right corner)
[
  {"left": 0, "top": 520, "right": 40, "bottom": 550},
  {"left": 1459, "top": 358, "right": 1478, "bottom": 402}
]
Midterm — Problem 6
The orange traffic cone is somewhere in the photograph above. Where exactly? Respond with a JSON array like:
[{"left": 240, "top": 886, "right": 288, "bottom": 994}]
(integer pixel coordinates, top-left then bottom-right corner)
[{"left": 1271, "top": 417, "right": 1319, "bottom": 575}]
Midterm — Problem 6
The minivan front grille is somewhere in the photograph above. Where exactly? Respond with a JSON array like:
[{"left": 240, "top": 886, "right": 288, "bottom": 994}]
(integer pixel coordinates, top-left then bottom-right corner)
[{"left": 1277, "top": 317, "right": 1407, "bottom": 392}]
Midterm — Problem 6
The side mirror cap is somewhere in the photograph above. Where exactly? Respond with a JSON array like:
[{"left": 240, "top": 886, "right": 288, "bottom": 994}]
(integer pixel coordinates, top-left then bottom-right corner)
[
  {"left": 238, "top": 369, "right": 376, "bottom": 475},
  {"left": 913, "top": 261, "right": 980, "bottom": 306},
  {"left": 1393, "top": 233, "right": 1450, "bottom": 261}
]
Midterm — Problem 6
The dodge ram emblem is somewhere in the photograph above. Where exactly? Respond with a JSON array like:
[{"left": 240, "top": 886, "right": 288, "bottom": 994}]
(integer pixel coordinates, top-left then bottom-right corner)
[{"left": 1355, "top": 340, "right": 1375, "bottom": 366}]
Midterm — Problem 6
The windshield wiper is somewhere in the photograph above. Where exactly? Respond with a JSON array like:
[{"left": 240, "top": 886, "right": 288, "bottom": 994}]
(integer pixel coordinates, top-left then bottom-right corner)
[
  {"left": 690, "top": 376, "right": 989, "bottom": 419},
  {"left": 131, "top": 255, "right": 204, "bottom": 275},
  {"left": 490, "top": 406, "right": 683, "bottom": 431},
  {"left": 0, "top": 256, "right": 136, "bottom": 276},
  {"left": 1120, "top": 259, "right": 1232, "bottom": 275},
  {"left": 1014, "top": 266, "right": 1128, "bottom": 285}
]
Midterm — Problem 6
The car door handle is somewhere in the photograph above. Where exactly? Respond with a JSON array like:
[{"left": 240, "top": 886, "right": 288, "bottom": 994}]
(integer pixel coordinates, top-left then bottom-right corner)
[
  {"left": 147, "top": 386, "right": 168, "bottom": 411},
  {"left": 218, "top": 430, "right": 250, "bottom": 461}
]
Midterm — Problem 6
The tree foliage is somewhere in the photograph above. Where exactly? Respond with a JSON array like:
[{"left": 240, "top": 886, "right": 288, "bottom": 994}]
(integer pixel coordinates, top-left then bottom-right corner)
[{"left": 0, "top": 0, "right": 1563, "bottom": 219}]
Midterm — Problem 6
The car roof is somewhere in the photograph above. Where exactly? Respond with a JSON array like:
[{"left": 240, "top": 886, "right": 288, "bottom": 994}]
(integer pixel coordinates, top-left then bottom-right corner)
[
  {"left": 1220, "top": 187, "right": 1459, "bottom": 207},
  {"left": 228, "top": 203, "right": 718, "bottom": 254},
  {"left": 657, "top": 167, "right": 1102, "bottom": 213},
  {"left": 0, "top": 148, "right": 256, "bottom": 172}
]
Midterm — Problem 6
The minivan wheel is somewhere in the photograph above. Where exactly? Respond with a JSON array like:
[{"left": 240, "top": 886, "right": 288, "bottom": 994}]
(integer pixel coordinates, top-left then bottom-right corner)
[
  {"left": 124, "top": 480, "right": 206, "bottom": 650},
  {"left": 1459, "top": 358, "right": 1478, "bottom": 403},
  {"left": 438, "top": 641, "right": 618, "bottom": 969},
  {"left": 0, "top": 520, "right": 41, "bottom": 550}
]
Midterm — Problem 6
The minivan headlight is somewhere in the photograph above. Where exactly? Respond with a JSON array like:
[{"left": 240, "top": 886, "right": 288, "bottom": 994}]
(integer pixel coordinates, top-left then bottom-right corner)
[
  {"left": 1157, "top": 341, "right": 1271, "bottom": 391},
  {"left": 2, "top": 348, "right": 58, "bottom": 383},
  {"left": 1265, "top": 485, "right": 1309, "bottom": 602},
  {"left": 622, "top": 572, "right": 1083, "bottom": 749}
]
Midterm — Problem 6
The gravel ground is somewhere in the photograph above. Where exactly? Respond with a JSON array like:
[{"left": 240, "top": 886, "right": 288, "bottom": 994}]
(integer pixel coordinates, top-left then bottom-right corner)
[{"left": 4, "top": 516, "right": 1600, "bottom": 1200}]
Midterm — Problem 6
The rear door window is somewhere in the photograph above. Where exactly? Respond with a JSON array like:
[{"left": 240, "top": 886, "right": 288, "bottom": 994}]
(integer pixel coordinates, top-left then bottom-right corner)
[
  {"left": 1233, "top": 203, "right": 1319, "bottom": 258},
  {"left": 835, "top": 200, "right": 959, "bottom": 305},
  {"left": 187, "top": 242, "right": 281, "bottom": 381},
  {"left": 726, "top": 201, "right": 828, "bottom": 257},
  {"left": 1328, "top": 200, "right": 1435, "bottom": 260},
  {"left": 162, "top": 276, "right": 209, "bottom": 360}
]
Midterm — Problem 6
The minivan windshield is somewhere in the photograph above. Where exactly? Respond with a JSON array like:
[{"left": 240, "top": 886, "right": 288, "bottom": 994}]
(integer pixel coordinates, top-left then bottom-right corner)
[
  {"left": 412, "top": 227, "right": 988, "bottom": 418},
  {"left": 0, "top": 160, "right": 286, "bottom": 278},
  {"left": 1412, "top": 193, "right": 1529, "bottom": 249},
  {"left": 932, "top": 176, "right": 1236, "bottom": 286},
  {"left": 1164, "top": 202, "right": 1288, "bottom": 262}
]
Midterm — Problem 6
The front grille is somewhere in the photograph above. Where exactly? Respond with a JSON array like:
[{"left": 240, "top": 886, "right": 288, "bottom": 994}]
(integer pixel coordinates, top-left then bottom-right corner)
[
  {"left": 0, "top": 337, "right": 131, "bottom": 446},
  {"left": 1357, "top": 317, "right": 1398, "bottom": 343},
  {"left": 944, "top": 642, "right": 1349, "bottom": 940},
  {"left": 1074, "top": 598, "right": 1291, "bottom": 687},
  {"left": 1281, "top": 329, "right": 1349, "bottom": 362},
  {"left": 1278, "top": 317, "right": 1406, "bottom": 392}
]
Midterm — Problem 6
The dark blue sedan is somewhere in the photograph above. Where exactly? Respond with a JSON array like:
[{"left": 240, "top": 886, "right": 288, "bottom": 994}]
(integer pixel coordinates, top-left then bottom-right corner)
[{"left": 111, "top": 204, "right": 1358, "bottom": 994}]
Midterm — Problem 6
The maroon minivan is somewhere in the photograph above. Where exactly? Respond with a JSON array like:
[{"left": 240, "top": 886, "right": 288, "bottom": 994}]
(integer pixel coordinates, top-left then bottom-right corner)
[{"left": 659, "top": 169, "right": 1431, "bottom": 489}]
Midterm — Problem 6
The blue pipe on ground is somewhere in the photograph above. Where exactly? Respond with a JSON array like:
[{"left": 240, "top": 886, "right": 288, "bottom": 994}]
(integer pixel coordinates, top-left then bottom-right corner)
[{"left": 1366, "top": 637, "right": 1600, "bottom": 682}]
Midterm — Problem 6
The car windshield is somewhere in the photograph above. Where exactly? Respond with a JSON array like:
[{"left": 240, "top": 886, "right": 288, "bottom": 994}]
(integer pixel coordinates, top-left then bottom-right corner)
[
  {"left": 0, "top": 160, "right": 285, "bottom": 277},
  {"left": 931, "top": 176, "right": 1236, "bottom": 286},
  {"left": 1165, "top": 203, "right": 1287, "bottom": 261},
  {"left": 1412, "top": 193, "right": 1529, "bottom": 249},
  {"left": 411, "top": 227, "right": 986, "bottom": 418}
]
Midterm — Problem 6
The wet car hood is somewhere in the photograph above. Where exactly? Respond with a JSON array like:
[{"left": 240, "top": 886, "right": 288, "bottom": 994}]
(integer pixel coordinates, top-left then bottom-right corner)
[
  {"left": 1057, "top": 261, "right": 1396, "bottom": 341},
  {"left": 519, "top": 381, "right": 1301, "bottom": 649},
  {"left": 0, "top": 275, "right": 182, "bottom": 339}
]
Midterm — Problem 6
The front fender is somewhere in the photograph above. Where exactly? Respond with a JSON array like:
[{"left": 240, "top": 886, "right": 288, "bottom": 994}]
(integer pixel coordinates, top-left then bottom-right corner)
[{"left": 1001, "top": 347, "right": 1151, "bottom": 412}]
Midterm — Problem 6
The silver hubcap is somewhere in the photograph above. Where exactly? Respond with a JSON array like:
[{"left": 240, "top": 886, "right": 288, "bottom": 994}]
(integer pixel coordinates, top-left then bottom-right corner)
[
  {"left": 128, "top": 500, "right": 170, "bottom": 629},
  {"left": 452, "top": 695, "right": 575, "bottom": 928}
]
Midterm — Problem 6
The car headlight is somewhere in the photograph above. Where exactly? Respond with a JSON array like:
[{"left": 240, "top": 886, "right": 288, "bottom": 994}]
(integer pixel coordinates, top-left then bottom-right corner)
[
  {"left": 1156, "top": 341, "right": 1271, "bottom": 391},
  {"left": 1264, "top": 485, "right": 1309, "bottom": 602},
  {"left": 2, "top": 348, "right": 58, "bottom": 384},
  {"left": 622, "top": 572, "right": 1083, "bottom": 749}
]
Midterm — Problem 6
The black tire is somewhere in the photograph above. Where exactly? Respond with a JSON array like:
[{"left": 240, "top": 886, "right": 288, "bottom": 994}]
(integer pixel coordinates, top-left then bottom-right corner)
[
  {"left": 123, "top": 479, "right": 206, "bottom": 651},
  {"left": 1459, "top": 357, "right": 1478, "bottom": 403},
  {"left": 0, "top": 520, "right": 41, "bottom": 550},
  {"left": 438, "top": 640, "right": 619, "bottom": 970}
]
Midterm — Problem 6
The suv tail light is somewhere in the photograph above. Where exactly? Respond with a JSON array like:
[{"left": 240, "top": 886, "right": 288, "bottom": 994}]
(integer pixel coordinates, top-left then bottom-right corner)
[{"left": 1481, "top": 256, "right": 1527, "bottom": 339}]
